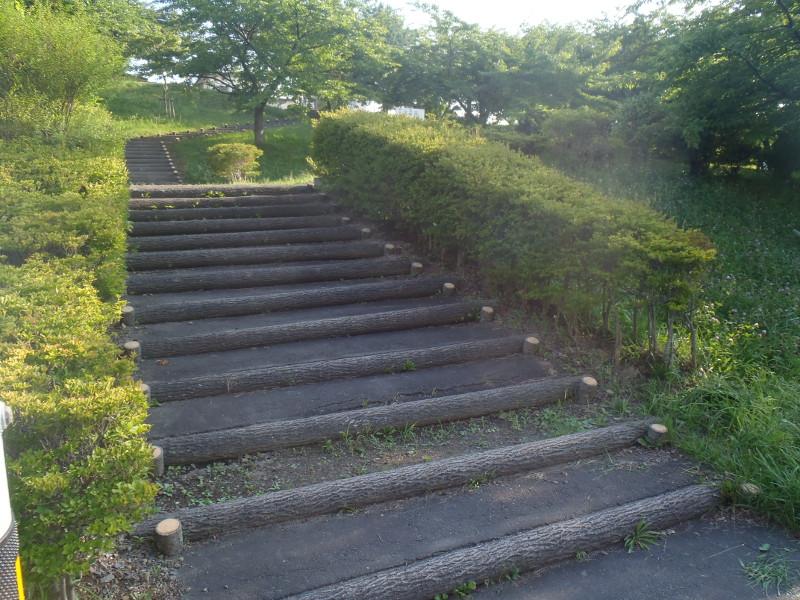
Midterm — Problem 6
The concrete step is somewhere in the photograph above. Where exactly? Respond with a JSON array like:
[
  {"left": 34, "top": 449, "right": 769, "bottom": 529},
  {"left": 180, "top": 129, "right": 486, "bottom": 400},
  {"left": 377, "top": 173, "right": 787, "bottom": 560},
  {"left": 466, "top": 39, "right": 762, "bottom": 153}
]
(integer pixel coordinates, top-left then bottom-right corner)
[
  {"left": 146, "top": 444, "right": 713, "bottom": 599},
  {"left": 126, "top": 240, "right": 385, "bottom": 270},
  {"left": 147, "top": 353, "right": 551, "bottom": 438},
  {"left": 129, "top": 193, "right": 324, "bottom": 210},
  {"left": 126, "top": 276, "right": 456, "bottom": 324},
  {"left": 130, "top": 184, "right": 313, "bottom": 198},
  {"left": 128, "top": 203, "right": 335, "bottom": 222},
  {"left": 142, "top": 331, "right": 528, "bottom": 402},
  {"left": 126, "top": 256, "right": 414, "bottom": 294},
  {"left": 135, "top": 300, "right": 484, "bottom": 358},
  {"left": 130, "top": 214, "right": 345, "bottom": 236},
  {"left": 128, "top": 225, "right": 364, "bottom": 252}
]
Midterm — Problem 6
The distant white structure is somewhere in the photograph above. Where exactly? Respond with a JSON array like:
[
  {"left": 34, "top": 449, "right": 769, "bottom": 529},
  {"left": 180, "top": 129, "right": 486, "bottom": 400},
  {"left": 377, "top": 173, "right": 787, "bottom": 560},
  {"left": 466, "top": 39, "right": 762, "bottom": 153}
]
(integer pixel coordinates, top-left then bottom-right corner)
[{"left": 389, "top": 106, "right": 425, "bottom": 120}]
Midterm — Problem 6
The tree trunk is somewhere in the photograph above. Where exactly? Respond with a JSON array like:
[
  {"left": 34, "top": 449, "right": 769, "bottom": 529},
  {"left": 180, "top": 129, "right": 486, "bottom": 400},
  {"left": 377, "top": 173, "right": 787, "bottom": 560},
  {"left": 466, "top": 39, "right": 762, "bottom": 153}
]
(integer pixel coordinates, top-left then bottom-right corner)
[
  {"left": 126, "top": 240, "right": 384, "bottom": 271},
  {"left": 132, "top": 275, "right": 457, "bottom": 324},
  {"left": 128, "top": 203, "right": 333, "bottom": 222},
  {"left": 126, "top": 256, "right": 411, "bottom": 294},
  {"left": 148, "top": 335, "right": 526, "bottom": 402},
  {"left": 136, "top": 420, "right": 653, "bottom": 539},
  {"left": 155, "top": 376, "right": 582, "bottom": 464},
  {"left": 140, "top": 301, "right": 482, "bottom": 358},
  {"left": 254, "top": 103, "right": 266, "bottom": 146},
  {"left": 130, "top": 215, "right": 342, "bottom": 236}
]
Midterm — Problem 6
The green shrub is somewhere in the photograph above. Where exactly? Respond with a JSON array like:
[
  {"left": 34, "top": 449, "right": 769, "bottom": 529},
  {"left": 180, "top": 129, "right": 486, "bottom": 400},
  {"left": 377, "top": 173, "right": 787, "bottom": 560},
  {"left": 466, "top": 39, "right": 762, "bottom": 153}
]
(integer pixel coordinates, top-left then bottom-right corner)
[
  {"left": 0, "top": 259, "right": 156, "bottom": 589},
  {"left": 312, "top": 111, "right": 714, "bottom": 344},
  {"left": 0, "top": 147, "right": 129, "bottom": 299},
  {"left": 539, "top": 107, "right": 620, "bottom": 163},
  {"left": 0, "top": 56, "right": 155, "bottom": 590},
  {"left": 0, "top": 3, "right": 124, "bottom": 139},
  {"left": 207, "top": 142, "right": 264, "bottom": 182}
]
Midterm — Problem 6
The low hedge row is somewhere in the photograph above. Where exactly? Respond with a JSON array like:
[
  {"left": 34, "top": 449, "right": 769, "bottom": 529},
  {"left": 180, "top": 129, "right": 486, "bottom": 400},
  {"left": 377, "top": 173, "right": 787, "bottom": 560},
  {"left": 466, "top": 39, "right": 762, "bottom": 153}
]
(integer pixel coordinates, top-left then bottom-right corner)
[
  {"left": 311, "top": 111, "right": 714, "bottom": 339},
  {"left": 0, "top": 141, "right": 155, "bottom": 589}
]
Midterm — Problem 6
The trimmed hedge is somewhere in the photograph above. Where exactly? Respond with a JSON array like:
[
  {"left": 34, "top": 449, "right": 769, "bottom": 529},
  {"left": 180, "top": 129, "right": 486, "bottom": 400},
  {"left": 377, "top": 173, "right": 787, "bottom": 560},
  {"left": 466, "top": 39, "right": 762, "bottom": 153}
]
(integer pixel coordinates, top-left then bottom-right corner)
[
  {"left": 0, "top": 142, "right": 155, "bottom": 589},
  {"left": 312, "top": 111, "right": 714, "bottom": 339}
]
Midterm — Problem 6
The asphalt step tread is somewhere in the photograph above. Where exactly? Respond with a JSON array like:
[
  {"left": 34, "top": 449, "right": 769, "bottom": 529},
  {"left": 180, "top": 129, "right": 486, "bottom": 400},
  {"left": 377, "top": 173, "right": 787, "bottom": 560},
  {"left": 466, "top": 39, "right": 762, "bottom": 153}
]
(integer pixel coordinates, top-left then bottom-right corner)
[
  {"left": 177, "top": 449, "right": 697, "bottom": 599},
  {"left": 146, "top": 354, "right": 553, "bottom": 438}
]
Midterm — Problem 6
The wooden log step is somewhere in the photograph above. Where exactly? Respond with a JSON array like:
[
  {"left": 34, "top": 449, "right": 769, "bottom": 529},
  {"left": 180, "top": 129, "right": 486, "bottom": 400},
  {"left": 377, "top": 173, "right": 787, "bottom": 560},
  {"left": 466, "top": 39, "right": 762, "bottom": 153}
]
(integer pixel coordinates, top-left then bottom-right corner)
[
  {"left": 127, "top": 256, "right": 412, "bottom": 294},
  {"left": 135, "top": 420, "right": 654, "bottom": 540},
  {"left": 130, "top": 215, "right": 342, "bottom": 236},
  {"left": 131, "top": 276, "right": 458, "bottom": 324},
  {"left": 129, "top": 193, "right": 325, "bottom": 210},
  {"left": 126, "top": 240, "right": 385, "bottom": 271},
  {"left": 129, "top": 184, "right": 312, "bottom": 198},
  {"left": 128, "top": 203, "right": 334, "bottom": 222},
  {"left": 129, "top": 226, "right": 364, "bottom": 252},
  {"left": 156, "top": 376, "right": 582, "bottom": 463},
  {"left": 289, "top": 484, "right": 720, "bottom": 600},
  {"left": 148, "top": 335, "right": 526, "bottom": 402},
  {"left": 139, "top": 301, "right": 483, "bottom": 358}
]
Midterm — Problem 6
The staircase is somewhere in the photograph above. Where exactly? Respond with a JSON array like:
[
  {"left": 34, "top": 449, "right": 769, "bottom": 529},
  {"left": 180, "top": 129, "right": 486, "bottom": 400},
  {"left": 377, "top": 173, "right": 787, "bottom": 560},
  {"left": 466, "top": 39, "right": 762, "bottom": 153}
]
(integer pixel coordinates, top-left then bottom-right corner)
[
  {"left": 126, "top": 137, "right": 182, "bottom": 184},
  {"left": 121, "top": 170, "right": 791, "bottom": 598}
]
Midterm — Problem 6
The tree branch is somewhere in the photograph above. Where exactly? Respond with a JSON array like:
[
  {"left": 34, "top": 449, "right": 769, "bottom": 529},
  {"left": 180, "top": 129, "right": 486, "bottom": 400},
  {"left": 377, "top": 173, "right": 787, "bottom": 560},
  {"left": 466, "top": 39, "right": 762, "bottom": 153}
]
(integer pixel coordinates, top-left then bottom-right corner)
[{"left": 775, "top": 0, "right": 800, "bottom": 47}]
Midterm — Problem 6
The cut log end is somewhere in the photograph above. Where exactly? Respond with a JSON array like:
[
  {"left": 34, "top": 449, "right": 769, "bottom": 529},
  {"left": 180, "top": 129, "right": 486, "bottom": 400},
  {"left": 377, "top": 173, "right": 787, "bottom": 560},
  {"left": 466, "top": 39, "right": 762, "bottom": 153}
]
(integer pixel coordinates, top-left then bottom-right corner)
[
  {"left": 442, "top": 282, "right": 456, "bottom": 296},
  {"left": 139, "top": 382, "right": 151, "bottom": 402},
  {"left": 360, "top": 227, "right": 372, "bottom": 238},
  {"left": 576, "top": 376, "right": 598, "bottom": 402},
  {"left": 646, "top": 423, "right": 668, "bottom": 446},
  {"left": 152, "top": 445, "right": 165, "bottom": 478},
  {"left": 122, "top": 340, "right": 141, "bottom": 361},
  {"left": 523, "top": 336, "right": 540, "bottom": 354},
  {"left": 154, "top": 518, "right": 183, "bottom": 556},
  {"left": 384, "top": 243, "right": 399, "bottom": 256},
  {"left": 410, "top": 262, "right": 424, "bottom": 276},
  {"left": 121, "top": 304, "right": 135, "bottom": 326},
  {"left": 480, "top": 306, "right": 495, "bottom": 322},
  {"left": 739, "top": 482, "right": 762, "bottom": 498},
  {"left": 340, "top": 216, "right": 351, "bottom": 225}
]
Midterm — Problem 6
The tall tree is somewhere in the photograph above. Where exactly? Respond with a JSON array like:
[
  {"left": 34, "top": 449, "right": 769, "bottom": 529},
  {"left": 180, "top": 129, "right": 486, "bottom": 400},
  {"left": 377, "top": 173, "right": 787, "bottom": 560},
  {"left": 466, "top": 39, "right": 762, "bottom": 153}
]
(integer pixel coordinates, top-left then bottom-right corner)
[{"left": 160, "top": 0, "right": 376, "bottom": 144}]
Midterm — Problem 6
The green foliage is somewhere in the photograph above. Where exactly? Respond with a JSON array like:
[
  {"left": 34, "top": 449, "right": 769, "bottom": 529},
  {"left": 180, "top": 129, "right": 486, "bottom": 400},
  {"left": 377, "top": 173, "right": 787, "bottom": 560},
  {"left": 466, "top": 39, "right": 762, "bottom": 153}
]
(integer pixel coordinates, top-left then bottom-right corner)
[
  {"left": 623, "top": 520, "right": 662, "bottom": 553},
  {"left": 172, "top": 124, "right": 313, "bottom": 184},
  {"left": 100, "top": 78, "right": 250, "bottom": 137},
  {"left": 0, "top": 259, "right": 155, "bottom": 586},
  {"left": 547, "top": 153, "right": 800, "bottom": 530},
  {"left": 312, "top": 111, "right": 714, "bottom": 339},
  {"left": 0, "top": 2, "right": 124, "bottom": 138},
  {"left": 159, "top": 0, "right": 384, "bottom": 143},
  {"left": 207, "top": 143, "right": 264, "bottom": 182},
  {"left": 741, "top": 549, "right": 799, "bottom": 594},
  {"left": 539, "top": 107, "right": 619, "bottom": 163},
  {"left": 0, "top": 146, "right": 129, "bottom": 298},
  {"left": 0, "top": 57, "right": 155, "bottom": 589}
]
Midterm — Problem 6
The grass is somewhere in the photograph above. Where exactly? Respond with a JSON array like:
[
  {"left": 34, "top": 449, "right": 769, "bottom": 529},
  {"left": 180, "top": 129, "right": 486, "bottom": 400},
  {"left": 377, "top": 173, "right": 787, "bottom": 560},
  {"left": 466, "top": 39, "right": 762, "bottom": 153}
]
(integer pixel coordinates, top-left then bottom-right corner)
[
  {"left": 540, "top": 149, "right": 800, "bottom": 531},
  {"left": 99, "top": 77, "right": 249, "bottom": 137},
  {"left": 623, "top": 520, "right": 663, "bottom": 553},
  {"left": 741, "top": 549, "right": 799, "bottom": 594},
  {"left": 171, "top": 122, "right": 314, "bottom": 185}
]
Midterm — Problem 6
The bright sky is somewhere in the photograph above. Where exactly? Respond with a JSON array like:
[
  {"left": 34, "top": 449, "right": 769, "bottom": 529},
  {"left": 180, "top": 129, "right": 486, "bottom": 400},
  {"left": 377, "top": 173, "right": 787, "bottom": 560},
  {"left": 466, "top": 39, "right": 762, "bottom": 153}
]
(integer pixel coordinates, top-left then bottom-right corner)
[{"left": 384, "top": 0, "right": 630, "bottom": 31}]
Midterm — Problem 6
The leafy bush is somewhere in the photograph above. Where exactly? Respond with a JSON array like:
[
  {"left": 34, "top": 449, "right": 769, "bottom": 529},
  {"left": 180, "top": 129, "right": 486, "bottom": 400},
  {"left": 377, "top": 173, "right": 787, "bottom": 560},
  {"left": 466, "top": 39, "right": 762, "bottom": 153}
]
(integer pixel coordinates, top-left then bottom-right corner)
[
  {"left": 0, "top": 3, "right": 123, "bottom": 139},
  {"left": 0, "top": 259, "right": 155, "bottom": 589},
  {"left": 539, "top": 107, "right": 621, "bottom": 163},
  {"left": 0, "top": 10, "right": 156, "bottom": 588},
  {"left": 0, "top": 147, "right": 129, "bottom": 299},
  {"left": 312, "top": 111, "right": 714, "bottom": 346},
  {"left": 207, "top": 142, "right": 264, "bottom": 182}
]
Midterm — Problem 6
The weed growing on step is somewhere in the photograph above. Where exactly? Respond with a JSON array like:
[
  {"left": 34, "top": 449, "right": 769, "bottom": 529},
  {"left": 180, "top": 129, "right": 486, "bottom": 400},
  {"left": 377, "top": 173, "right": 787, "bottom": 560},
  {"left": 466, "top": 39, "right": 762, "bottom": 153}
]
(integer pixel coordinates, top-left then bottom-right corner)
[
  {"left": 741, "top": 549, "right": 799, "bottom": 595},
  {"left": 434, "top": 580, "right": 478, "bottom": 599},
  {"left": 624, "top": 521, "right": 663, "bottom": 553}
]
